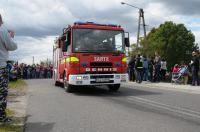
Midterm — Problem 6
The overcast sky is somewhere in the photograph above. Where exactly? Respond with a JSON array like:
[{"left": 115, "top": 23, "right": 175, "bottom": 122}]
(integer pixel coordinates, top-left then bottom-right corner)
[{"left": 0, "top": 0, "right": 200, "bottom": 64}]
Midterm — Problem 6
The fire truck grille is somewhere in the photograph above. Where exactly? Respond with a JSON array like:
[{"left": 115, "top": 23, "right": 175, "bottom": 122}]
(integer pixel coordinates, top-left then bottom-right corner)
[
  {"left": 90, "top": 75, "right": 114, "bottom": 79},
  {"left": 91, "top": 80, "right": 114, "bottom": 84},
  {"left": 90, "top": 62, "right": 112, "bottom": 67}
]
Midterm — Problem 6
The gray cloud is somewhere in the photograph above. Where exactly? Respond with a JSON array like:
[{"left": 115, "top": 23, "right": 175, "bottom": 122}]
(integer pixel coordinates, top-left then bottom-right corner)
[
  {"left": 10, "top": 36, "right": 55, "bottom": 64},
  {"left": 1, "top": 0, "right": 200, "bottom": 38},
  {"left": 0, "top": 0, "right": 141, "bottom": 37},
  {"left": 15, "top": 26, "right": 63, "bottom": 37},
  {"left": 153, "top": 0, "right": 200, "bottom": 16},
  {"left": 1, "top": 0, "right": 199, "bottom": 63}
]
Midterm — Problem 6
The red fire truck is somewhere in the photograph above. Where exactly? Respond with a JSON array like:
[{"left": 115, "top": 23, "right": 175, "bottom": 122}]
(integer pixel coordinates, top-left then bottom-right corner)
[{"left": 53, "top": 22, "right": 130, "bottom": 92}]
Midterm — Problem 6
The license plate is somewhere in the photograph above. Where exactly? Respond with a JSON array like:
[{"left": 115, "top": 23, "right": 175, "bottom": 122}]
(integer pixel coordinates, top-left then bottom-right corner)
[{"left": 96, "top": 78, "right": 110, "bottom": 82}]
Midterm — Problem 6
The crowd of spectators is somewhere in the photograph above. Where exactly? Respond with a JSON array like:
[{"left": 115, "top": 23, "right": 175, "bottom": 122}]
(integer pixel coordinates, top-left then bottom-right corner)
[
  {"left": 128, "top": 51, "right": 199, "bottom": 86},
  {"left": 7, "top": 62, "right": 53, "bottom": 80},
  {"left": 128, "top": 54, "right": 173, "bottom": 83}
]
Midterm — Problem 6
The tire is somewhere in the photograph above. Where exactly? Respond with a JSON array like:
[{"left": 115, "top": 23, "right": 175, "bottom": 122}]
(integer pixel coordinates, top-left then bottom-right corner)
[
  {"left": 63, "top": 73, "right": 74, "bottom": 93},
  {"left": 108, "top": 84, "right": 120, "bottom": 92},
  {"left": 55, "top": 81, "right": 60, "bottom": 86}
]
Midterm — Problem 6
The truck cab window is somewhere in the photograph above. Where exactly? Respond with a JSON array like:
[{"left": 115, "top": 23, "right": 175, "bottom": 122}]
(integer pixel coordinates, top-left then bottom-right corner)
[
  {"left": 73, "top": 29, "right": 124, "bottom": 53},
  {"left": 63, "top": 31, "right": 71, "bottom": 52}
]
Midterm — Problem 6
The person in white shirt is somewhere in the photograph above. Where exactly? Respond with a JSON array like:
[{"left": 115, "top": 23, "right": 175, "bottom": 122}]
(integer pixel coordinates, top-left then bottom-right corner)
[{"left": 0, "top": 14, "right": 17, "bottom": 123}]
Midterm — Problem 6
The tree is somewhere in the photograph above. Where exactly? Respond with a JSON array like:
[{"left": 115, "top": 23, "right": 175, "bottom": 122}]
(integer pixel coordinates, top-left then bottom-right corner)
[
  {"left": 140, "top": 21, "right": 199, "bottom": 68},
  {"left": 40, "top": 58, "right": 52, "bottom": 66},
  {"left": 129, "top": 43, "right": 142, "bottom": 57}
]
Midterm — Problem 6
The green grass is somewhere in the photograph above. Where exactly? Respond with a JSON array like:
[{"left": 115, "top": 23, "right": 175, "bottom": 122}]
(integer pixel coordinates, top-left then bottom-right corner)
[
  {"left": 6, "top": 109, "right": 15, "bottom": 117},
  {"left": 0, "top": 80, "right": 26, "bottom": 131},
  {"left": 0, "top": 109, "right": 23, "bottom": 132},
  {"left": 8, "top": 80, "right": 26, "bottom": 89},
  {"left": 0, "top": 125, "right": 23, "bottom": 132}
]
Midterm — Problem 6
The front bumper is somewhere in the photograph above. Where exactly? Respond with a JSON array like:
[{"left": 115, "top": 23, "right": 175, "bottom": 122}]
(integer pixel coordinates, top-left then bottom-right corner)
[{"left": 68, "top": 73, "right": 128, "bottom": 85}]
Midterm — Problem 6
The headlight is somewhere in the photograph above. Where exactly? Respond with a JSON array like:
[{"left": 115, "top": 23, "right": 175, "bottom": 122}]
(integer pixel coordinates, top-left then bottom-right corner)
[
  {"left": 76, "top": 76, "right": 82, "bottom": 80},
  {"left": 122, "top": 57, "right": 127, "bottom": 63},
  {"left": 65, "top": 57, "right": 79, "bottom": 62}
]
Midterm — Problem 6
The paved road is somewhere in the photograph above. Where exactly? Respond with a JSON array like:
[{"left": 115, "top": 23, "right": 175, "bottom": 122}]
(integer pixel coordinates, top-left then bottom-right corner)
[{"left": 25, "top": 79, "right": 200, "bottom": 132}]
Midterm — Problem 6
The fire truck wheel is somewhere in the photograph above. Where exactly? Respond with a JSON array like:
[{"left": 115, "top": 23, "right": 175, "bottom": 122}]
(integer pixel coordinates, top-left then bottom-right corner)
[
  {"left": 108, "top": 84, "right": 120, "bottom": 92},
  {"left": 55, "top": 81, "right": 60, "bottom": 86},
  {"left": 63, "top": 74, "right": 74, "bottom": 93}
]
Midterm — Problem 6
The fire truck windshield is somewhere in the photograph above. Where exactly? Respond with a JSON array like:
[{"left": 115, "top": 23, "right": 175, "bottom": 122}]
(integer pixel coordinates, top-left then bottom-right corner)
[{"left": 73, "top": 29, "right": 124, "bottom": 53}]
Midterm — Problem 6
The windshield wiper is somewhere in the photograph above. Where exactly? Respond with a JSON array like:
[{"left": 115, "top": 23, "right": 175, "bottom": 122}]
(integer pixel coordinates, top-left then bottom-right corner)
[
  {"left": 75, "top": 50, "right": 102, "bottom": 54},
  {"left": 75, "top": 50, "right": 123, "bottom": 54}
]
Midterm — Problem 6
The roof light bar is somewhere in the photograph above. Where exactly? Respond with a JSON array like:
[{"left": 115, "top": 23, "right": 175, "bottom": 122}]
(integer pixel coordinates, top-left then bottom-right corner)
[{"left": 74, "top": 21, "right": 121, "bottom": 27}]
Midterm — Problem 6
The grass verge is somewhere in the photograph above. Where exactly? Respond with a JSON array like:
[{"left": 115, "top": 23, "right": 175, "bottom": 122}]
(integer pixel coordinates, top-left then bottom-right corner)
[
  {"left": 0, "top": 79, "right": 27, "bottom": 132},
  {"left": 0, "top": 109, "right": 24, "bottom": 132},
  {"left": 8, "top": 80, "right": 26, "bottom": 89},
  {"left": 0, "top": 125, "right": 23, "bottom": 132}
]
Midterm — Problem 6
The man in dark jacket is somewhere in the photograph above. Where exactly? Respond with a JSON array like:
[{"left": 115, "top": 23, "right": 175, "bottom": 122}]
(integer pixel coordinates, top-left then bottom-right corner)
[
  {"left": 128, "top": 56, "right": 135, "bottom": 81},
  {"left": 190, "top": 51, "right": 199, "bottom": 86},
  {"left": 135, "top": 55, "right": 143, "bottom": 83}
]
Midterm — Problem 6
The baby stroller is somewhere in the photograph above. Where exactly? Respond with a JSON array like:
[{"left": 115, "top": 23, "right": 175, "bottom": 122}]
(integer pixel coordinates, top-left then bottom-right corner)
[{"left": 171, "top": 65, "right": 189, "bottom": 84}]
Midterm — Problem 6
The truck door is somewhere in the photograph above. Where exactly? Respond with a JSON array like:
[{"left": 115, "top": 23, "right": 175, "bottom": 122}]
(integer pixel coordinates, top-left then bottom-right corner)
[{"left": 59, "top": 30, "right": 71, "bottom": 79}]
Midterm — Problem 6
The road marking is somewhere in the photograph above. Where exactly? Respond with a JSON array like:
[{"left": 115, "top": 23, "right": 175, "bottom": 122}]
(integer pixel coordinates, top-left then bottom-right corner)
[
  {"left": 127, "top": 96, "right": 200, "bottom": 119},
  {"left": 122, "top": 83, "right": 200, "bottom": 95}
]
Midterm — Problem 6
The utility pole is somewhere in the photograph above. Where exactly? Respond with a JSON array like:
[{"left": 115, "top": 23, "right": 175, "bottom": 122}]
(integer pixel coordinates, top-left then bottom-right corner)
[
  {"left": 138, "top": 8, "right": 147, "bottom": 51},
  {"left": 33, "top": 56, "right": 35, "bottom": 65},
  {"left": 47, "top": 58, "right": 49, "bottom": 66},
  {"left": 121, "top": 2, "right": 147, "bottom": 52}
]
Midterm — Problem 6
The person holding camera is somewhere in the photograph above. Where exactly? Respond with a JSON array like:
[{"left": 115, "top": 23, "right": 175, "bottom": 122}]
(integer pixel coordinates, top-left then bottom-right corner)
[{"left": 0, "top": 14, "right": 17, "bottom": 123}]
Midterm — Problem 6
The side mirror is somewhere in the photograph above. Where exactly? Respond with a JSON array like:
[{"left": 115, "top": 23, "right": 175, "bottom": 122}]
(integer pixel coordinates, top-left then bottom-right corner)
[
  {"left": 124, "top": 32, "right": 130, "bottom": 47},
  {"left": 62, "top": 31, "right": 71, "bottom": 52},
  {"left": 125, "top": 38, "right": 130, "bottom": 47},
  {"left": 62, "top": 40, "right": 70, "bottom": 52},
  {"left": 61, "top": 35, "right": 66, "bottom": 41}
]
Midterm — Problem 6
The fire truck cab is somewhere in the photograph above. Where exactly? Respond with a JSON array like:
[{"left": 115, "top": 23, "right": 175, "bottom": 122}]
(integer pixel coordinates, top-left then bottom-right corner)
[{"left": 53, "top": 22, "right": 130, "bottom": 92}]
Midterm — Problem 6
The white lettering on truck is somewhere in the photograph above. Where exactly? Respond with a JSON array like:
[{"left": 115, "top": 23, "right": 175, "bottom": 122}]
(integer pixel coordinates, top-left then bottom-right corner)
[{"left": 94, "top": 57, "right": 109, "bottom": 62}]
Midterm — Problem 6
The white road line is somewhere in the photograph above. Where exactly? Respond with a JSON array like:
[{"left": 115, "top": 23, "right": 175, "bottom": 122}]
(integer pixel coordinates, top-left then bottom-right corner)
[
  {"left": 127, "top": 96, "right": 200, "bottom": 119},
  {"left": 122, "top": 84, "right": 200, "bottom": 95}
]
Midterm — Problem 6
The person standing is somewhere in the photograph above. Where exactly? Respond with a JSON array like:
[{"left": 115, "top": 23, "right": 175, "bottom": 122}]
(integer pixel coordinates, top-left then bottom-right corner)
[
  {"left": 135, "top": 54, "right": 143, "bottom": 83},
  {"left": 23, "top": 64, "right": 28, "bottom": 79},
  {"left": 148, "top": 57, "right": 154, "bottom": 82},
  {"left": 160, "top": 58, "right": 167, "bottom": 81},
  {"left": 190, "top": 51, "right": 199, "bottom": 86},
  {"left": 128, "top": 56, "right": 135, "bottom": 82},
  {"left": 47, "top": 66, "right": 52, "bottom": 78},
  {"left": 0, "top": 14, "right": 17, "bottom": 122},
  {"left": 31, "top": 64, "right": 36, "bottom": 79},
  {"left": 154, "top": 54, "right": 161, "bottom": 82},
  {"left": 142, "top": 55, "right": 148, "bottom": 81},
  {"left": 27, "top": 65, "right": 31, "bottom": 79},
  {"left": 36, "top": 64, "right": 40, "bottom": 78},
  {"left": 180, "top": 62, "right": 189, "bottom": 85}
]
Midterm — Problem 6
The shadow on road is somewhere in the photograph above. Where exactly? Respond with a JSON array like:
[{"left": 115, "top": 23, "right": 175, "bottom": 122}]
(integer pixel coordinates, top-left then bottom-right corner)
[
  {"left": 25, "top": 115, "right": 55, "bottom": 132},
  {"left": 71, "top": 86, "right": 162, "bottom": 97},
  {"left": 53, "top": 79, "right": 162, "bottom": 97},
  {"left": 25, "top": 122, "right": 55, "bottom": 132}
]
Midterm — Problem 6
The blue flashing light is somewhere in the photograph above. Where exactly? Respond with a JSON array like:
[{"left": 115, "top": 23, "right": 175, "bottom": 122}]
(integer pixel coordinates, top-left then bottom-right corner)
[
  {"left": 86, "top": 21, "right": 94, "bottom": 24},
  {"left": 74, "top": 21, "right": 120, "bottom": 27},
  {"left": 107, "top": 24, "right": 118, "bottom": 27},
  {"left": 74, "top": 21, "right": 86, "bottom": 25}
]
